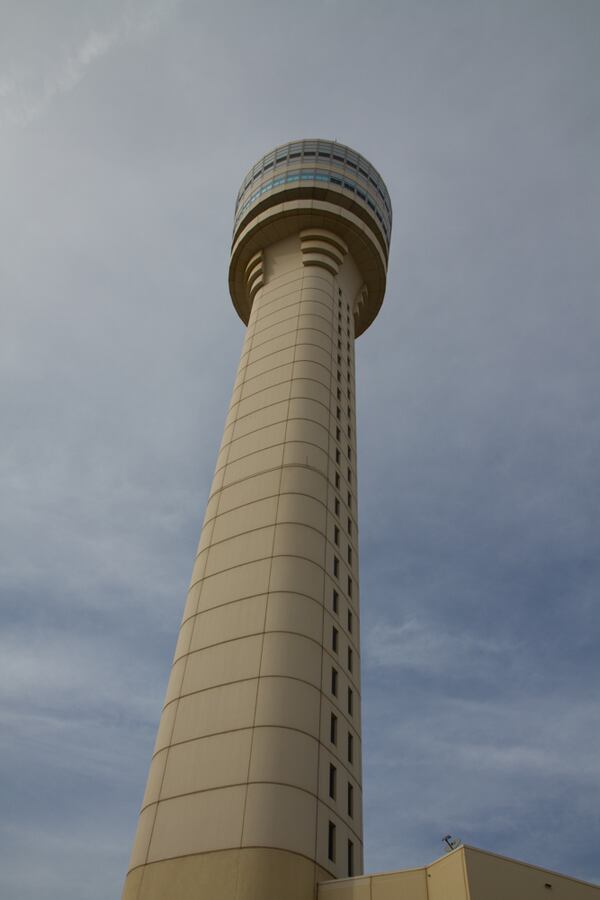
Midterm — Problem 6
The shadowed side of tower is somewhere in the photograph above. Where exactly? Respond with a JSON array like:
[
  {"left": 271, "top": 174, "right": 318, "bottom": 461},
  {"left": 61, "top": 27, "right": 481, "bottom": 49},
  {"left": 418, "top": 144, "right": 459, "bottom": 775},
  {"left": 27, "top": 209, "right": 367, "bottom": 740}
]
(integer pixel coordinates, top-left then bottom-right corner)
[{"left": 122, "top": 139, "right": 391, "bottom": 900}]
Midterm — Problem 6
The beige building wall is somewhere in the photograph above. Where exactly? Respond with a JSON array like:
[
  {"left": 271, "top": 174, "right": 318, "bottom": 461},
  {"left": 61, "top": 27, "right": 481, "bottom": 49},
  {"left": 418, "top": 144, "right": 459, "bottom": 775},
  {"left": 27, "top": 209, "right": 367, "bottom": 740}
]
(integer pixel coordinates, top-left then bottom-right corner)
[
  {"left": 317, "top": 845, "right": 600, "bottom": 900},
  {"left": 122, "top": 139, "right": 392, "bottom": 900}
]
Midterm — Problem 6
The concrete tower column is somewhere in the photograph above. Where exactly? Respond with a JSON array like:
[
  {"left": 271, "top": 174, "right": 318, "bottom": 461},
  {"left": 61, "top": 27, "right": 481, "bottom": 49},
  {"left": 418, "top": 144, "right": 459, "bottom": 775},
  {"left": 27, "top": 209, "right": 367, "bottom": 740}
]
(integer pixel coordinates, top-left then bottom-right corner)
[{"left": 122, "top": 139, "right": 392, "bottom": 900}]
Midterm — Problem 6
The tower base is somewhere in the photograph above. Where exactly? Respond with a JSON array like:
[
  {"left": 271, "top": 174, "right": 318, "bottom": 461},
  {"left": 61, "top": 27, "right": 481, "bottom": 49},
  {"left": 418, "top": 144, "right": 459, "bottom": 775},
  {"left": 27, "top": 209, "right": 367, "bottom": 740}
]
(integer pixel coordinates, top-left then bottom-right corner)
[{"left": 123, "top": 847, "right": 332, "bottom": 900}]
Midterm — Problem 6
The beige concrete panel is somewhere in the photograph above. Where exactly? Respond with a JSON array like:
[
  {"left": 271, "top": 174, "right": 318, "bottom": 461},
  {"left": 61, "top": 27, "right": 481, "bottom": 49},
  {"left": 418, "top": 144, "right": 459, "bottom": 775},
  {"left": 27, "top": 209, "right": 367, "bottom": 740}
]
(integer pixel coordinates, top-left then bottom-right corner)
[
  {"left": 181, "top": 581, "right": 201, "bottom": 623},
  {"left": 277, "top": 492, "right": 327, "bottom": 532},
  {"left": 298, "top": 313, "right": 332, "bottom": 335},
  {"left": 283, "top": 439, "right": 329, "bottom": 474},
  {"left": 243, "top": 346, "right": 296, "bottom": 381},
  {"left": 222, "top": 444, "right": 284, "bottom": 487},
  {"left": 370, "top": 869, "right": 428, "bottom": 900},
  {"left": 298, "top": 299, "right": 332, "bottom": 319},
  {"left": 236, "top": 380, "right": 291, "bottom": 418},
  {"left": 120, "top": 866, "right": 142, "bottom": 900},
  {"left": 257, "top": 290, "right": 302, "bottom": 318},
  {"left": 280, "top": 464, "right": 328, "bottom": 501},
  {"left": 203, "top": 490, "right": 221, "bottom": 522},
  {"left": 241, "top": 364, "right": 293, "bottom": 399},
  {"left": 301, "top": 270, "right": 334, "bottom": 288},
  {"left": 251, "top": 319, "right": 298, "bottom": 347},
  {"left": 249, "top": 726, "right": 318, "bottom": 793},
  {"left": 173, "top": 616, "right": 195, "bottom": 662},
  {"left": 220, "top": 422, "right": 235, "bottom": 447},
  {"left": 224, "top": 399, "right": 239, "bottom": 429},
  {"left": 147, "top": 786, "right": 246, "bottom": 861},
  {"left": 317, "top": 745, "right": 363, "bottom": 833},
  {"left": 242, "top": 783, "right": 317, "bottom": 858},
  {"left": 171, "top": 679, "right": 258, "bottom": 744},
  {"left": 263, "top": 233, "right": 302, "bottom": 279},
  {"left": 211, "top": 497, "right": 278, "bottom": 544},
  {"left": 160, "top": 730, "right": 252, "bottom": 799},
  {"left": 252, "top": 306, "right": 299, "bottom": 334},
  {"left": 318, "top": 878, "right": 371, "bottom": 900},
  {"left": 296, "top": 328, "right": 332, "bottom": 352},
  {"left": 286, "top": 417, "right": 331, "bottom": 450},
  {"left": 289, "top": 377, "right": 331, "bottom": 407},
  {"left": 214, "top": 444, "right": 230, "bottom": 473},
  {"left": 318, "top": 698, "right": 361, "bottom": 764},
  {"left": 127, "top": 803, "right": 156, "bottom": 870},
  {"left": 269, "top": 555, "right": 324, "bottom": 602},
  {"left": 245, "top": 328, "right": 298, "bottom": 363},
  {"left": 124, "top": 850, "right": 240, "bottom": 900},
  {"left": 291, "top": 359, "right": 331, "bottom": 387},
  {"left": 265, "top": 592, "right": 323, "bottom": 643},
  {"left": 427, "top": 851, "right": 468, "bottom": 900},
  {"left": 189, "top": 548, "right": 209, "bottom": 586},
  {"left": 315, "top": 802, "right": 343, "bottom": 876},
  {"left": 226, "top": 422, "right": 287, "bottom": 464},
  {"left": 462, "top": 846, "right": 600, "bottom": 900},
  {"left": 190, "top": 595, "right": 267, "bottom": 651},
  {"left": 236, "top": 847, "right": 328, "bottom": 900},
  {"left": 196, "top": 516, "right": 216, "bottom": 555},
  {"left": 196, "top": 559, "right": 271, "bottom": 612},
  {"left": 233, "top": 401, "right": 288, "bottom": 439},
  {"left": 182, "top": 635, "right": 263, "bottom": 694},
  {"left": 273, "top": 522, "right": 325, "bottom": 567},
  {"left": 325, "top": 542, "right": 349, "bottom": 588},
  {"left": 260, "top": 632, "right": 322, "bottom": 687},
  {"left": 141, "top": 748, "right": 167, "bottom": 809},
  {"left": 260, "top": 272, "right": 303, "bottom": 299},
  {"left": 205, "top": 526, "right": 274, "bottom": 578},
  {"left": 164, "top": 656, "right": 186, "bottom": 705},
  {"left": 228, "top": 384, "right": 243, "bottom": 406},
  {"left": 321, "top": 659, "right": 348, "bottom": 703},
  {"left": 289, "top": 397, "right": 330, "bottom": 429},
  {"left": 295, "top": 343, "right": 333, "bottom": 371},
  {"left": 216, "top": 469, "right": 282, "bottom": 515},
  {"left": 153, "top": 698, "right": 177, "bottom": 753},
  {"left": 255, "top": 299, "right": 301, "bottom": 330},
  {"left": 255, "top": 676, "right": 320, "bottom": 736}
]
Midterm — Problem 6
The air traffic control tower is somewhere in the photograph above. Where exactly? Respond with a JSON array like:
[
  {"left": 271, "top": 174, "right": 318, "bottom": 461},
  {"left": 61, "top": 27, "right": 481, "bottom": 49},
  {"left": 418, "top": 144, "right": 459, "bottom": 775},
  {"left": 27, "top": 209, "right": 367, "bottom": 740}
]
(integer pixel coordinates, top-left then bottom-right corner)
[{"left": 122, "top": 139, "right": 392, "bottom": 900}]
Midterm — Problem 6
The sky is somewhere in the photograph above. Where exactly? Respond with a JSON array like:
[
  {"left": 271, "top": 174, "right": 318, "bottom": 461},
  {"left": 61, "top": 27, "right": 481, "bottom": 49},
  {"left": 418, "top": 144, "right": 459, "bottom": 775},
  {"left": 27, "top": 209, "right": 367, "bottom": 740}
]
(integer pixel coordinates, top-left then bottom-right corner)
[{"left": 1, "top": 1, "right": 599, "bottom": 897}]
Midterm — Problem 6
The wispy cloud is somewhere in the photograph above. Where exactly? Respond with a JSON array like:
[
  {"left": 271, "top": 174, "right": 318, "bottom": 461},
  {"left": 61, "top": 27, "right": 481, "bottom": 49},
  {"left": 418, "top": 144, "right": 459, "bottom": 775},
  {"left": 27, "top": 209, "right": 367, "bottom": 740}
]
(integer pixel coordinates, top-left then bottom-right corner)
[
  {"left": 0, "top": 1, "right": 180, "bottom": 128},
  {"left": 365, "top": 617, "right": 518, "bottom": 676}
]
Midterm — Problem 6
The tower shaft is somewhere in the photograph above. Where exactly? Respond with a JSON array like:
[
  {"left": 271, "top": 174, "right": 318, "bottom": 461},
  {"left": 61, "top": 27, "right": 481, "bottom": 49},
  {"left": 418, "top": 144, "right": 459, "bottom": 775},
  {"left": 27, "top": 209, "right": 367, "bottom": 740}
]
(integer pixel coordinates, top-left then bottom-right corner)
[
  {"left": 123, "top": 139, "right": 391, "bottom": 900},
  {"left": 124, "top": 233, "right": 363, "bottom": 899}
]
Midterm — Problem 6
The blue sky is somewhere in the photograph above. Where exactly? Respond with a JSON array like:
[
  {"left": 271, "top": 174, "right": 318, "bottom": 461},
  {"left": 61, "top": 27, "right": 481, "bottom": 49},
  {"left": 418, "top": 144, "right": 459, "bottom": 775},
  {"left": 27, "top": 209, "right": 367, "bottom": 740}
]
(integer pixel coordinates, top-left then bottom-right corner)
[{"left": 1, "top": 1, "right": 599, "bottom": 897}]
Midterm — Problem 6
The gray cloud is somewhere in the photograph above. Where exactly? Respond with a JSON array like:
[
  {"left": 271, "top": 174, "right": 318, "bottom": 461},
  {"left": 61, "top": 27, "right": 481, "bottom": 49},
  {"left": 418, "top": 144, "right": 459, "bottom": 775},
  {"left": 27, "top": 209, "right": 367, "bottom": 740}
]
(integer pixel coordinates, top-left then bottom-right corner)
[{"left": 1, "top": 1, "right": 599, "bottom": 897}]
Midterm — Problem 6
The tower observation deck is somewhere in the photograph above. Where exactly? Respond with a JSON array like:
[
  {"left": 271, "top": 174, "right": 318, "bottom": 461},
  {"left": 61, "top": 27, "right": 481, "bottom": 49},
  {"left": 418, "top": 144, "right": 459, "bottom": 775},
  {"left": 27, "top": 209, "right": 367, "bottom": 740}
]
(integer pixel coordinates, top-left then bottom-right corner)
[{"left": 122, "top": 139, "right": 392, "bottom": 900}]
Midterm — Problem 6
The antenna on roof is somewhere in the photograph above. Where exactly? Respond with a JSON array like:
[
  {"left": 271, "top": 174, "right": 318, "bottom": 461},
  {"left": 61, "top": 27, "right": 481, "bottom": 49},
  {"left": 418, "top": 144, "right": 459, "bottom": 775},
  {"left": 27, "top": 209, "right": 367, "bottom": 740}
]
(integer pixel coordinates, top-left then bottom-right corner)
[{"left": 442, "top": 835, "right": 462, "bottom": 852}]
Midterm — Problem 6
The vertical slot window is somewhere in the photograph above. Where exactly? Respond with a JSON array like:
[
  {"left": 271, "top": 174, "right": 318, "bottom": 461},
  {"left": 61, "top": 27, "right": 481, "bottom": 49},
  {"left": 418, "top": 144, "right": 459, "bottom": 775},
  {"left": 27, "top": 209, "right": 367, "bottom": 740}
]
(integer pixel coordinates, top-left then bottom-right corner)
[
  {"left": 329, "top": 764, "right": 337, "bottom": 799},
  {"left": 331, "top": 667, "right": 338, "bottom": 696},
  {"left": 330, "top": 713, "right": 338, "bottom": 745},
  {"left": 347, "top": 783, "right": 354, "bottom": 818},
  {"left": 332, "top": 626, "right": 339, "bottom": 653},
  {"left": 328, "top": 822, "right": 336, "bottom": 862}
]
